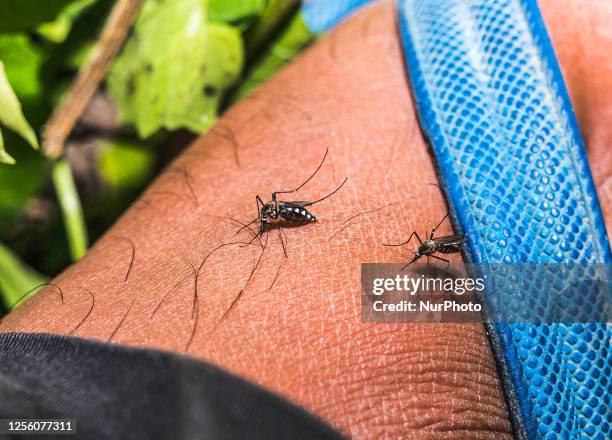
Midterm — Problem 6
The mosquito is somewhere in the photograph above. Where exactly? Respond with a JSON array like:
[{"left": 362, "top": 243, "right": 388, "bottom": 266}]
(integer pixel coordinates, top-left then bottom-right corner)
[
  {"left": 237, "top": 148, "right": 348, "bottom": 255},
  {"left": 384, "top": 211, "right": 466, "bottom": 270}
]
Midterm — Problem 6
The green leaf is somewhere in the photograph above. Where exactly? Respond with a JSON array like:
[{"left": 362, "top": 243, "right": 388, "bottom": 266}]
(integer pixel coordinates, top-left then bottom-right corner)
[
  {"left": 90, "top": 138, "right": 154, "bottom": 219},
  {"left": 98, "top": 138, "right": 154, "bottom": 189},
  {"left": 208, "top": 0, "right": 265, "bottom": 28},
  {"left": 0, "top": 61, "right": 39, "bottom": 164},
  {"left": 0, "top": 34, "right": 43, "bottom": 98},
  {"left": 0, "top": 241, "right": 47, "bottom": 310},
  {"left": 0, "top": 0, "right": 76, "bottom": 33},
  {"left": 231, "top": 11, "right": 313, "bottom": 101},
  {"left": 40, "top": 0, "right": 114, "bottom": 107},
  {"left": 108, "top": 0, "right": 244, "bottom": 138},
  {"left": 37, "top": 0, "right": 97, "bottom": 43},
  {"left": 0, "top": 130, "right": 13, "bottom": 165},
  {"left": 0, "top": 130, "right": 45, "bottom": 230}
]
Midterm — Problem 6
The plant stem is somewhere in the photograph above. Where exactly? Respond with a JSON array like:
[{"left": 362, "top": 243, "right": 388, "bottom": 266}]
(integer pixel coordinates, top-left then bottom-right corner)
[
  {"left": 52, "top": 159, "right": 88, "bottom": 260},
  {"left": 43, "top": 0, "right": 144, "bottom": 159},
  {"left": 244, "top": 0, "right": 300, "bottom": 57}
]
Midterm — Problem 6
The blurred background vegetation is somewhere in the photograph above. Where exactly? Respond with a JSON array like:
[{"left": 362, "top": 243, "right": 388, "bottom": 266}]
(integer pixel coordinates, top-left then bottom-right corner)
[{"left": 0, "top": 0, "right": 315, "bottom": 316}]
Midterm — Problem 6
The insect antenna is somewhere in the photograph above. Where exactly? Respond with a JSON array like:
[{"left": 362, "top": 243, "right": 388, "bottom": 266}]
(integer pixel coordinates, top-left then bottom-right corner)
[
  {"left": 401, "top": 252, "right": 419, "bottom": 271},
  {"left": 236, "top": 195, "right": 265, "bottom": 236}
]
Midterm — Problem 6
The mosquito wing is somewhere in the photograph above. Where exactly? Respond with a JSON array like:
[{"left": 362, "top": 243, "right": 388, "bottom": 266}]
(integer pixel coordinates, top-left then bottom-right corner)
[
  {"left": 280, "top": 201, "right": 311, "bottom": 207},
  {"left": 432, "top": 234, "right": 467, "bottom": 246}
]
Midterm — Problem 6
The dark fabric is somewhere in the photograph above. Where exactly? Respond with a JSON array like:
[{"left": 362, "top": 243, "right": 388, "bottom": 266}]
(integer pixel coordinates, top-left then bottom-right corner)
[{"left": 0, "top": 333, "right": 345, "bottom": 440}]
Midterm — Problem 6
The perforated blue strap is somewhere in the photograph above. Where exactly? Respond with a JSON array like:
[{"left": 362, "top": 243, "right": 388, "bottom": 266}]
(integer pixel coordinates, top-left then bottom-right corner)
[
  {"left": 397, "top": 0, "right": 611, "bottom": 438},
  {"left": 300, "top": 0, "right": 611, "bottom": 437}
]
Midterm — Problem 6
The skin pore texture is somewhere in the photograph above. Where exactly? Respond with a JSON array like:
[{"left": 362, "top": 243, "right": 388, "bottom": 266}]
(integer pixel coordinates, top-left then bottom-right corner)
[{"left": 2, "top": 1, "right": 611, "bottom": 438}]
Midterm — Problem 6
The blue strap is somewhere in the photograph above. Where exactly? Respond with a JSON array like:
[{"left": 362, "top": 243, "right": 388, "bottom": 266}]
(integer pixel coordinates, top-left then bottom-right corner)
[
  {"left": 397, "top": 0, "right": 611, "bottom": 438},
  {"left": 301, "top": 0, "right": 375, "bottom": 34},
  {"left": 300, "top": 0, "right": 610, "bottom": 437}
]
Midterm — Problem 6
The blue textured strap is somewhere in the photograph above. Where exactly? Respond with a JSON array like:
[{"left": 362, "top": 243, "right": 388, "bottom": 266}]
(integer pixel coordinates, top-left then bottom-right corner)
[
  {"left": 301, "top": 0, "right": 374, "bottom": 34},
  {"left": 397, "top": 0, "right": 611, "bottom": 438}
]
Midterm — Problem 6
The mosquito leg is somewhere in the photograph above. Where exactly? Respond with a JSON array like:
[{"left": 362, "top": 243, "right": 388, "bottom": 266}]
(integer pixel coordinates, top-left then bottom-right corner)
[
  {"left": 429, "top": 254, "right": 450, "bottom": 264},
  {"left": 244, "top": 232, "right": 269, "bottom": 291},
  {"left": 281, "top": 227, "right": 288, "bottom": 256},
  {"left": 243, "top": 228, "right": 263, "bottom": 246},
  {"left": 383, "top": 231, "right": 416, "bottom": 247},
  {"left": 240, "top": 221, "right": 264, "bottom": 247},
  {"left": 219, "top": 233, "right": 269, "bottom": 323},
  {"left": 430, "top": 254, "right": 451, "bottom": 270},
  {"left": 301, "top": 176, "right": 348, "bottom": 206},
  {"left": 414, "top": 231, "right": 423, "bottom": 245},
  {"left": 208, "top": 215, "right": 262, "bottom": 249},
  {"left": 430, "top": 212, "right": 449, "bottom": 239},
  {"left": 269, "top": 260, "right": 284, "bottom": 290},
  {"left": 277, "top": 225, "right": 287, "bottom": 258},
  {"left": 272, "top": 148, "right": 329, "bottom": 199}
]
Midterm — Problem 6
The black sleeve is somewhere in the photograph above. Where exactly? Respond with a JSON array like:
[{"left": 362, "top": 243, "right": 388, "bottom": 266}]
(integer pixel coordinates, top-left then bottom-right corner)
[{"left": 0, "top": 333, "right": 346, "bottom": 440}]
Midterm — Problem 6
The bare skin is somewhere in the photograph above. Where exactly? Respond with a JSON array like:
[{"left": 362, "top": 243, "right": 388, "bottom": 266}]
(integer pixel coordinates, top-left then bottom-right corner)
[{"left": 2, "top": 1, "right": 610, "bottom": 438}]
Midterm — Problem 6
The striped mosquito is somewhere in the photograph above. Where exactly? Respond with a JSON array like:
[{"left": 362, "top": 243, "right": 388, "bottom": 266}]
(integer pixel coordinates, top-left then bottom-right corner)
[
  {"left": 237, "top": 148, "right": 348, "bottom": 256},
  {"left": 384, "top": 211, "right": 466, "bottom": 270}
]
